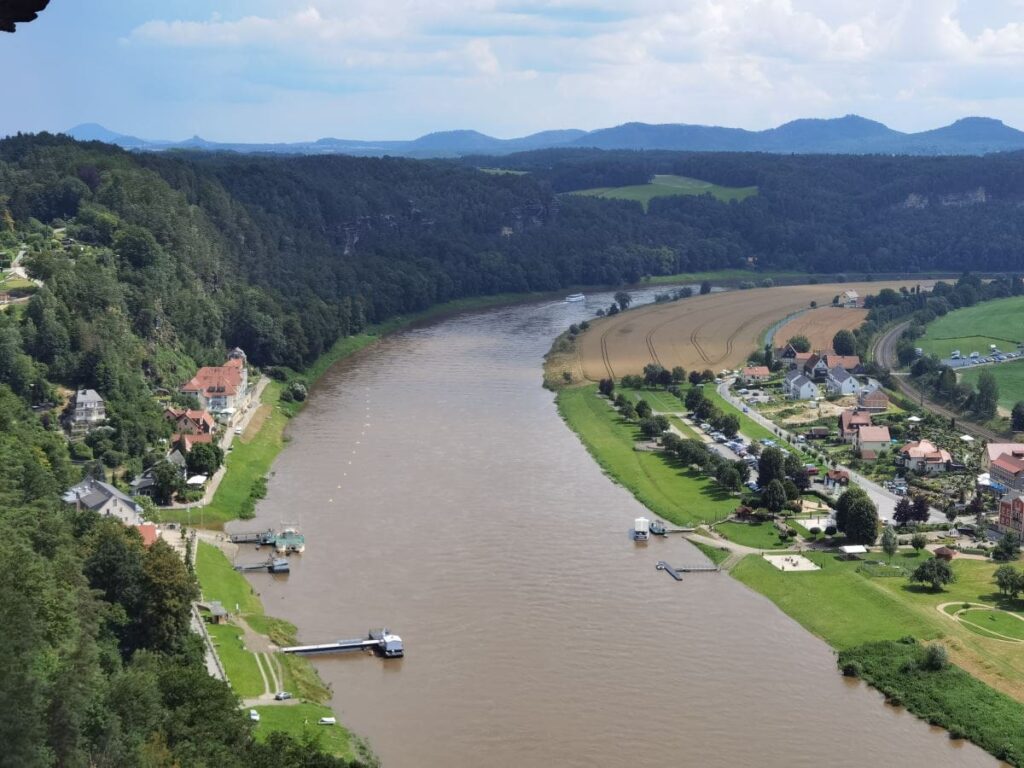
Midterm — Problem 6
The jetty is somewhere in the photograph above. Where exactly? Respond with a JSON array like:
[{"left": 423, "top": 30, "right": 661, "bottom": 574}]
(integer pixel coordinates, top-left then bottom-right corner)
[
  {"left": 282, "top": 628, "right": 404, "bottom": 658},
  {"left": 656, "top": 561, "right": 720, "bottom": 581},
  {"left": 229, "top": 529, "right": 276, "bottom": 545},
  {"left": 234, "top": 557, "right": 290, "bottom": 574}
]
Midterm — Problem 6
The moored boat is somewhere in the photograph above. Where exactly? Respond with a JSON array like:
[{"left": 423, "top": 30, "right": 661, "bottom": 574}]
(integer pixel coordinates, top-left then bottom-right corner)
[{"left": 565, "top": 292, "right": 585, "bottom": 302}]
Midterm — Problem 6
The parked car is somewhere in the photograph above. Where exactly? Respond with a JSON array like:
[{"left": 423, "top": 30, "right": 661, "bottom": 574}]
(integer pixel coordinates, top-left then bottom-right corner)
[
  {"left": 234, "top": 426, "right": 243, "bottom": 435},
  {"left": 249, "top": 709, "right": 260, "bottom": 722},
  {"left": 274, "top": 691, "right": 292, "bottom": 701},
  {"left": 318, "top": 717, "right": 337, "bottom": 726}
]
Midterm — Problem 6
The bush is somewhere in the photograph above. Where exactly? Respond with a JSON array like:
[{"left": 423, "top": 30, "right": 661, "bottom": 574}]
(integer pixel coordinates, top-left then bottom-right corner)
[
  {"left": 922, "top": 643, "right": 949, "bottom": 671},
  {"left": 69, "top": 442, "right": 93, "bottom": 461}
]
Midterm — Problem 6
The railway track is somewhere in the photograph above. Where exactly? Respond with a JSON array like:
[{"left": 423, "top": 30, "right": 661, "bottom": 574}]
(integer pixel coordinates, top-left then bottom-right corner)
[{"left": 871, "top": 322, "right": 1005, "bottom": 442}]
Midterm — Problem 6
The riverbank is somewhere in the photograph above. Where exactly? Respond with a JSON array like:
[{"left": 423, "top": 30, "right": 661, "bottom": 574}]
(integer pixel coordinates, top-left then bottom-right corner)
[
  {"left": 161, "top": 291, "right": 561, "bottom": 528},
  {"left": 545, "top": 332, "right": 1024, "bottom": 766},
  {"left": 195, "top": 538, "right": 376, "bottom": 763}
]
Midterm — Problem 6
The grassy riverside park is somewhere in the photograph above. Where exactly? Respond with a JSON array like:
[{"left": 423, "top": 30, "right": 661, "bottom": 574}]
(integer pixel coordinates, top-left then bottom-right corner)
[
  {"left": 573, "top": 174, "right": 758, "bottom": 211},
  {"left": 556, "top": 385, "right": 735, "bottom": 526},
  {"left": 959, "top": 360, "right": 1024, "bottom": 411},
  {"left": 196, "top": 542, "right": 361, "bottom": 760}
]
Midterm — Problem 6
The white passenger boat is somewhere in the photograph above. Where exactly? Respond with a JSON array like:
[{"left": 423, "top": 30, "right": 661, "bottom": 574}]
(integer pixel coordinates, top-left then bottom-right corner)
[{"left": 565, "top": 293, "right": 585, "bottom": 303}]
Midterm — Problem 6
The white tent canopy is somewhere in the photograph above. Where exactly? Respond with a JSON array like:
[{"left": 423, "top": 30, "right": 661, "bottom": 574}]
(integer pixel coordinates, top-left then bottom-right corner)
[{"left": 839, "top": 545, "right": 868, "bottom": 555}]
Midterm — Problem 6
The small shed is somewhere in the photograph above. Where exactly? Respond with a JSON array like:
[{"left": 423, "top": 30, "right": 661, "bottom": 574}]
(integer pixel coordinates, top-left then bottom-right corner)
[
  {"left": 207, "top": 601, "right": 229, "bottom": 624},
  {"left": 934, "top": 546, "right": 957, "bottom": 561}
]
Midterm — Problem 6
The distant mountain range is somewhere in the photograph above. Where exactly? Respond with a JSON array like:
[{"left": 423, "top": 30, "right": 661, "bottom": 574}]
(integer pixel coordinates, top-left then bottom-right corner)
[{"left": 66, "top": 115, "right": 1024, "bottom": 157}]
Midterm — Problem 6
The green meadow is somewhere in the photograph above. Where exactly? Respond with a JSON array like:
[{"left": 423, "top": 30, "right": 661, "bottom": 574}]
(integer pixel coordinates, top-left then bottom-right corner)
[{"left": 573, "top": 174, "right": 757, "bottom": 211}]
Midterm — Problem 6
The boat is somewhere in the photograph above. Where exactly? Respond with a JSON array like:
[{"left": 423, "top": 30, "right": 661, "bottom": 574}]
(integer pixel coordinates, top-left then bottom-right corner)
[
  {"left": 275, "top": 524, "right": 305, "bottom": 554},
  {"left": 633, "top": 516, "right": 650, "bottom": 541},
  {"left": 565, "top": 292, "right": 585, "bottom": 303},
  {"left": 650, "top": 520, "right": 666, "bottom": 536}
]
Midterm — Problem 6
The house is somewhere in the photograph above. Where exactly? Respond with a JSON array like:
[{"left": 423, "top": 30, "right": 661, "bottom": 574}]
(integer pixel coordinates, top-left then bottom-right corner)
[
  {"left": 839, "top": 409, "right": 872, "bottom": 442},
  {"left": 65, "top": 388, "right": 105, "bottom": 436},
  {"left": 775, "top": 344, "right": 813, "bottom": 370},
  {"left": 990, "top": 452, "right": 1024, "bottom": 492},
  {"left": 741, "top": 366, "right": 770, "bottom": 384},
  {"left": 180, "top": 349, "right": 249, "bottom": 418},
  {"left": 62, "top": 477, "right": 143, "bottom": 526},
  {"left": 164, "top": 407, "right": 216, "bottom": 435},
  {"left": 841, "top": 289, "right": 860, "bottom": 308},
  {"left": 899, "top": 440, "right": 952, "bottom": 475},
  {"left": 173, "top": 433, "right": 215, "bottom": 454},
  {"left": 806, "top": 426, "right": 830, "bottom": 440},
  {"left": 783, "top": 370, "right": 819, "bottom": 400},
  {"left": 806, "top": 353, "right": 862, "bottom": 380},
  {"left": 856, "top": 425, "right": 891, "bottom": 459},
  {"left": 998, "top": 493, "right": 1024, "bottom": 537},
  {"left": 858, "top": 389, "right": 889, "bottom": 412},
  {"left": 982, "top": 443, "right": 1024, "bottom": 471},
  {"left": 933, "top": 546, "right": 957, "bottom": 561},
  {"left": 826, "top": 365, "right": 859, "bottom": 396}
]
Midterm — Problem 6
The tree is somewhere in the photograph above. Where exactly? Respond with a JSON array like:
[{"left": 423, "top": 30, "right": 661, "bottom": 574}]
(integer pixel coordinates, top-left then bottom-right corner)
[
  {"left": 719, "top": 414, "right": 740, "bottom": 438},
  {"left": 893, "top": 496, "right": 913, "bottom": 527},
  {"left": 944, "top": 502, "right": 958, "bottom": 524},
  {"left": 787, "top": 335, "right": 811, "bottom": 353},
  {"left": 994, "top": 564, "right": 1023, "bottom": 598},
  {"left": 139, "top": 540, "right": 199, "bottom": 653},
  {"left": 598, "top": 378, "right": 615, "bottom": 397},
  {"left": 671, "top": 366, "right": 686, "bottom": 384},
  {"left": 911, "top": 494, "right": 931, "bottom": 523},
  {"left": 832, "top": 329, "right": 856, "bottom": 356},
  {"left": 910, "top": 558, "right": 955, "bottom": 591},
  {"left": 688, "top": 370, "right": 703, "bottom": 386},
  {"left": 843, "top": 495, "right": 880, "bottom": 545},
  {"left": 881, "top": 525, "right": 898, "bottom": 562},
  {"left": 699, "top": 281, "right": 712, "bottom": 295},
  {"left": 619, "top": 401, "right": 636, "bottom": 421},
  {"left": 642, "top": 363, "right": 665, "bottom": 387},
  {"left": 151, "top": 461, "right": 183, "bottom": 506},
  {"left": 684, "top": 387, "right": 705, "bottom": 411},
  {"left": 993, "top": 532, "right": 1021, "bottom": 562},
  {"left": 607, "top": 303, "right": 619, "bottom": 316},
  {"left": 911, "top": 532, "right": 927, "bottom": 551},
  {"left": 656, "top": 368, "right": 673, "bottom": 388},
  {"left": 762, "top": 479, "right": 787, "bottom": 514},
  {"left": 701, "top": 369, "right": 715, "bottom": 382},
  {"left": 974, "top": 370, "right": 999, "bottom": 420},
  {"left": 635, "top": 399, "right": 652, "bottom": 418},
  {"left": 792, "top": 468, "right": 810, "bottom": 492},
  {"left": 1013, "top": 401, "right": 1024, "bottom": 432},
  {"left": 614, "top": 291, "right": 632, "bottom": 311},
  {"left": 757, "top": 447, "right": 785, "bottom": 486},
  {"left": 186, "top": 442, "right": 223, "bottom": 476},
  {"left": 716, "top": 464, "right": 742, "bottom": 492}
]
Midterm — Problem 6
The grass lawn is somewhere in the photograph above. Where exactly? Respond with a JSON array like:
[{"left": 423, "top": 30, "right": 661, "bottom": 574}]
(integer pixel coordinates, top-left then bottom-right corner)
[
  {"left": 959, "top": 359, "right": 1024, "bottom": 411},
  {"left": 557, "top": 386, "right": 737, "bottom": 525},
  {"left": 733, "top": 550, "right": 1024, "bottom": 701},
  {"left": 918, "top": 295, "right": 1024, "bottom": 359},
  {"left": 572, "top": 174, "right": 757, "bottom": 211},
  {"left": 958, "top": 609, "right": 1024, "bottom": 641},
  {"left": 252, "top": 703, "right": 356, "bottom": 758},
  {"left": 714, "top": 521, "right": 791, "bottom": 549},
  {"left": 195, "top": 541, "right": 263, "bottom": 615},
  {"left": 643, "top": 269, "right": 806, "bottom": 286},
  {"left": 690, "top": 539, "right": 731, "bottom": 565},
  {"left": 622, "top": 387, "right": 684, "bottom": 414},
  {"left": 207, "top": 623, "right": 265, "bottom": 698}
]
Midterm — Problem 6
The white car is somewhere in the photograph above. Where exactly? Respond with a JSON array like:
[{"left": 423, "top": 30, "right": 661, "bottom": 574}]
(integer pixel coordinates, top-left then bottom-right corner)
[
  {"left": 234, "top": 426, "right": 244, "bottom": 435},
  {"left": 249, "top": 709, "right": 260, "bottom": 722}
]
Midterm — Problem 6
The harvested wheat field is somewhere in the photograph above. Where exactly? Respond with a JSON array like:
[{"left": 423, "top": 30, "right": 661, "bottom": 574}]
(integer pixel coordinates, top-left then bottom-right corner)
[
  {"left": 774, "top": 306, "right": 868, "bottom": 352},
  {"left": 578, "top": 281, "right": 931, "bottom": 380}
]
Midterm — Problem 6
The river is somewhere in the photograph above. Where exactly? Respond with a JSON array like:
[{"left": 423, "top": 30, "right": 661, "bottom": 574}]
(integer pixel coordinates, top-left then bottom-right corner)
[{"left": 236, "top": 289, "right": 996, "bottom": 767}]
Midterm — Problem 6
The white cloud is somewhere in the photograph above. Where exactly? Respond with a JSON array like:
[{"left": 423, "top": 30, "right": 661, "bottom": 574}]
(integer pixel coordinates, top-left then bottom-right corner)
[{"left": 113, "top": 1, "right": 1024, "bottom": 138}]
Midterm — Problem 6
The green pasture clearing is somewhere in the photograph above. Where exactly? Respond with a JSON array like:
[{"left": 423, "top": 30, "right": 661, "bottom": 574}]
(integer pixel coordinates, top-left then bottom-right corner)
[
  {"left": 556, "top": 386, "right": 736, "bottom": 526},
  {"left": 207, "top": 623, "right": 265, "bottom": 698},
  {"left": 252, "top": 703, "right": 356, "bottom": 758},
  {"left": 959, "top": 360, "right": 1024, "bottom": 411},
  {"left": 643, "top": 269, "right": 806, "bottom": 286},
  {"left": 714, "top": 521, "right": 791, "bottom": 549},
  {"left": 918, "top": 296, "right": 1024, "bottom": 359},
  {"left": 573, "top": 174, "right": 757, "bottom": 211}
]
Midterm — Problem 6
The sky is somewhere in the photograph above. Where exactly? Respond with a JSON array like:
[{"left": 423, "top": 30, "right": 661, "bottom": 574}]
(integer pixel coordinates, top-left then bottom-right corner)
[{"left": 5, "top": 0, "right": 1024, "bottom": 141}]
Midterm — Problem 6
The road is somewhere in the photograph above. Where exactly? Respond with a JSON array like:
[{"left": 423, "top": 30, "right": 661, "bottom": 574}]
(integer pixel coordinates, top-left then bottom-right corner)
[
  {"left": 716, "top": 379, "right": 944, "bottom": 524},
  {"left": 871, "top": 321, "right": 1004, "bottom": 443}
]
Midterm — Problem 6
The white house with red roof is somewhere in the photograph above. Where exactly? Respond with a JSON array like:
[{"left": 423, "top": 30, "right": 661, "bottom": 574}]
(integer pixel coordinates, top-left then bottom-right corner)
[
  {"left": 180, "top": 349, "right": 249, "bottom": 418},
  {"left": 899, "top": 439, "right": 952, "bottom": 475}
]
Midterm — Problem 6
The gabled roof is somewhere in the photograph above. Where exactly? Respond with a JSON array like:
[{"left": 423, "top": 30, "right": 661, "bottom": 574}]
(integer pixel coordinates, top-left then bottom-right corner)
[
  {"left": 62, "top": 477, "right": 141, "bottom": 514},
  {"left": 829, "top": 365, "right": 853, "bottom": 382},
  {"left": 181, "top": 364, "right": 243, "bottom": 398},
  {"left": 859, "top": 389, "right": 889, "bottom": 404},
  {"left": 743, "top": 366, "right": 770, "bottom": 377},
  {"left": 992, "top": 453, "right": 1024, "bottom": 476},
  {"left": 987, "top": 443, "right": 1024, "bottom": 463},
  {"left": 135, "top": 524, "right": 158, "bottom": 547},
  {"left": 901, "top": 439, "right": 952, "bottom": 464},
  {"left": 784, "top": 369, "right": 803, "bottom": 383},
  {"left": 74, "top": 388, "right": 103, "bottom": 405},
  {"left": 175, "top": 433, "right": 214, "bottom": 453},
  {"left": 858, "top": 425, "right": 891, "bottom": 443},
  {"left": 823, "top": 354, "right": 861, "bottom": 370},
  {"left": 840, "top": 409, "right": 872, "bottom": 430}
]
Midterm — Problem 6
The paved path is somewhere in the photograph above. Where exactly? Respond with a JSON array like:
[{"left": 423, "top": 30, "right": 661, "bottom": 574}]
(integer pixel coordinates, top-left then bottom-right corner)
[{"left": 716, "top": 379, "right": 945, "bottom": 524}]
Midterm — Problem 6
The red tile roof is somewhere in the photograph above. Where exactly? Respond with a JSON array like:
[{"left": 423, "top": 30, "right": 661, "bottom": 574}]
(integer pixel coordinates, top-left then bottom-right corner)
[
  {"left": 174, "top": 433, "right": 215, "bottom": 453},
  {"left": 743, "top": 366, "right": 770, "bottom": 377},
  {"left": 993, "top": 454, "right": 1024, "bottom": 476},
  {"left": 181, "top": 365, "right": 242, "bottom": 398},
  {"left": 135, "top": 524, "right": 158, "bottom": 547}
]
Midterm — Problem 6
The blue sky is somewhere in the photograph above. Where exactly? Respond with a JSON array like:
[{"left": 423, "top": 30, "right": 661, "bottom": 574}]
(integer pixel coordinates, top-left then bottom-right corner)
[{"left": 5, "top": 1, "right": 1024, "bottom": 141}]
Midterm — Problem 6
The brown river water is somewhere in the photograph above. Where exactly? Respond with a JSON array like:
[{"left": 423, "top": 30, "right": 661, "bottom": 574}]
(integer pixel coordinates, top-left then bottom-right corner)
[{"left": 233, "top": 290, "right": 997, "bottom": 767}]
